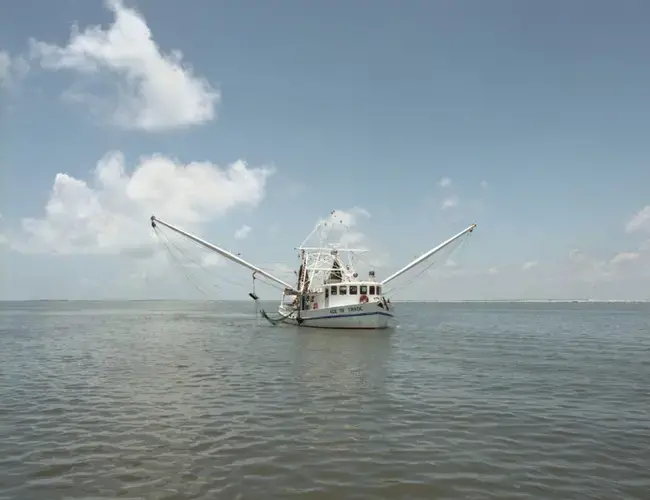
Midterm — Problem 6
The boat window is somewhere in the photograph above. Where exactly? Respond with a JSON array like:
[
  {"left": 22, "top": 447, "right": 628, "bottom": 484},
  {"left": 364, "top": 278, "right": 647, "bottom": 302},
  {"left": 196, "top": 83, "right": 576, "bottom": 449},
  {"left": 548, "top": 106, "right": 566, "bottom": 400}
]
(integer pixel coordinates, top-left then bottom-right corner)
[
  {"left": 360, "top": 285, "right": 367, "bottom": 294},
  {"left": 377, "top": 286, "right": 381, "bottom": 295},
  {"left": 369, "top": 285, "right": 375, "bottom": 295},
  {"left": 349, "top": 285, "right": 357, "bottom": 295},
  {"left": 339, "top": 286, "right": 347, "bottom": 295},
  {"left": 331, "top": 286, "right": 337, "bottom": 295},
  {"left": 325, "top": 288, "right": 329, "bottom": 298}
]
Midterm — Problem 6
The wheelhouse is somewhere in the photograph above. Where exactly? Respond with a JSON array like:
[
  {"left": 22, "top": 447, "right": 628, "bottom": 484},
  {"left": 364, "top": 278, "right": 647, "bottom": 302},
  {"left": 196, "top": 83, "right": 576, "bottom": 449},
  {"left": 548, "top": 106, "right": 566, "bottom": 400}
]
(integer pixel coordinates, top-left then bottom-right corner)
[
  {"left": 327, "top": 282, "right": 382, "bottom": 298},
  {"left": 298, "top": 281, "right": 385, "bottom": 311}
]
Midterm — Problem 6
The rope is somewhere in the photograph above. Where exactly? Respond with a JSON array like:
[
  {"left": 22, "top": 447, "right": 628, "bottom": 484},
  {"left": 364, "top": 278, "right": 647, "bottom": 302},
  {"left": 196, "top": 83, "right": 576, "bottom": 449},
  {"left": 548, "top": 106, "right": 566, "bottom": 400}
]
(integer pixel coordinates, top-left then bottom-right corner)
[
  {"left": 161, "top": 229, "right": 215, "bottom": 279},
  {"left": 153, "top": 225, "right": 293, "bottom": 315},
  {"left": 154, "top": 228, "right": 213, "bottom": 298},
  {"left": 153, "top": 225, "right": 255, "bottom": 292}
]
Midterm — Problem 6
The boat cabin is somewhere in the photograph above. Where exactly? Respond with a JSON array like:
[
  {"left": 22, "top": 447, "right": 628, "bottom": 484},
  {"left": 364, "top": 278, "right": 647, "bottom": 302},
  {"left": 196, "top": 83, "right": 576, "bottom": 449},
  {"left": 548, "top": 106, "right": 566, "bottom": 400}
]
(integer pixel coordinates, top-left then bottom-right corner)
[{"left": 300, "top": 281, "right": 383, "bottom": 311}]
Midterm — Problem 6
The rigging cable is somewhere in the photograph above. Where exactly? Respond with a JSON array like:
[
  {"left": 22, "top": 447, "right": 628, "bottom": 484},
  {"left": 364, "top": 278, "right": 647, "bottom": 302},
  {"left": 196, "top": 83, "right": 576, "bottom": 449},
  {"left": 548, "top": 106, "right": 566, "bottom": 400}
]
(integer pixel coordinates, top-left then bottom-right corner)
[
  {"left": 154, "top": 225, "right": 289, "bottom": 315},
  {"left": 155, "top": 225, "right": 257, "bottom": 292},
  {"left": 384, "top": 235, "right": 471, "bottom": 296},
  {"left": 153, "top": 227, "right": 213, "bottom": 298}
]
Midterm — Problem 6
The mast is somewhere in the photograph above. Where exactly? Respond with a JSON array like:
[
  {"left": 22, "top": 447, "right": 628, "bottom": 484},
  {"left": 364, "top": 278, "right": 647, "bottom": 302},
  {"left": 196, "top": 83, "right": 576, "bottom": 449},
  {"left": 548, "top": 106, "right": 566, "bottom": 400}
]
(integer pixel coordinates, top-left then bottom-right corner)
[
  {"left": 381, "top": 223, "right": 476, "bottom": 286},
  {"left": 150, "top": 215, "right": 299, "bottom": 293}
]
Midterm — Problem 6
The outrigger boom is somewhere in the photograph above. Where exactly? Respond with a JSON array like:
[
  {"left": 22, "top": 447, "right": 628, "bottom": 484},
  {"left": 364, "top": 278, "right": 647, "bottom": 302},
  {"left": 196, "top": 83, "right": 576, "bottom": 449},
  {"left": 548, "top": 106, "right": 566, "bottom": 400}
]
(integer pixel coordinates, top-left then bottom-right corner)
[{"left": 150, "top": 215, "right": 299, "bottom": 293}]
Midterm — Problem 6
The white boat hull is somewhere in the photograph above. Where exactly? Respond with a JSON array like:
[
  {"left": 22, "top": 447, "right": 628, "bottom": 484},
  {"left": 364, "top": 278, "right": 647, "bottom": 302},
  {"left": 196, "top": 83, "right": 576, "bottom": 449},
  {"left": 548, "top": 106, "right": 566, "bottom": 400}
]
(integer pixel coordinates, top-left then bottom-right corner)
[{"left": 280, "top": 301, "right": 394, "bottom": 330}]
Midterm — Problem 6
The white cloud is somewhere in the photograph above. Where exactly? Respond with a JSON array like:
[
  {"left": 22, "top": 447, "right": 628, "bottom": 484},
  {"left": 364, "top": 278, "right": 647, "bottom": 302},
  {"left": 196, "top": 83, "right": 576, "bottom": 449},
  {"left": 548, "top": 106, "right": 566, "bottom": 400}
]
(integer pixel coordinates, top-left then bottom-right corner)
[
  {"left": 568, "top": 248, "right": 584, "bottom": 262},
  {"left": 14, "top": 151, "right": 274, "bottom": 255},
  {"left": 340, "top": 231, "right": 365, "bottom": 247},
  {"left": 310, "top": 207, "right": 371, "bottom": 249},
  {"left": 234, "top": 224, "right": 251, "bottom": 240},
  {"left": 626, "top": 205, "right": 650, "bottom": 233},
  {"left": 196, "top": 253, "right": 225, "bottom": 269},
  {"left": 417, "top": 246, "right": 650, "bottom": 301},
  {"left": 561, "top": 244, "right": 648, "bottom": 296},
  {"left": 0, "top": 50, "right": 29, "bottom": 87},
  {"left": 438, "top": 177, "right": 451, "bottom": 188},
  {"left": 441, "top": 196, "right": 459, "bottom": 210},
  {"left": 568, "top": 248, "right": 619, "bottom": 282},
  {"left": 29, "top": 0, "right": 218, "bottom": 131},
  {"left": 522, "top": 260, "right": 538, "bottom": 271},
  {"left": 610, "top": 252, "right": 639, "bottom": 265},
  {"left": 569, "top": 248, "right": 602, "bottom": 269},
  {"left": 158, "top": 239, "right": 226, "bottom": 271},
  {"left": 318, "top": 207, "right": 369, "bottom": 235},
  {"left": 322, "top": 207, "right": 370, "bottom": 228}
]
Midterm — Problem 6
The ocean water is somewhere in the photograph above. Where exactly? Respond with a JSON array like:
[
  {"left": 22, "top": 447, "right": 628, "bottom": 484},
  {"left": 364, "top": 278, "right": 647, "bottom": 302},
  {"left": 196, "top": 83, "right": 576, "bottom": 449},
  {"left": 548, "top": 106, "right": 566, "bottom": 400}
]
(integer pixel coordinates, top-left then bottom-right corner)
[{"left": 0, "top": 300, "right": 649, "bottom": 499}]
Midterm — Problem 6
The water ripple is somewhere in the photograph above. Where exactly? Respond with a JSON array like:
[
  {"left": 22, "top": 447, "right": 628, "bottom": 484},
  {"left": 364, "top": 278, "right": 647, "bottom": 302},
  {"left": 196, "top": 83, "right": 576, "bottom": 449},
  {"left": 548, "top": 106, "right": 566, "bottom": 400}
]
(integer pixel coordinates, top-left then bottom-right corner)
[{"left": 1, "top": 301, "right": 650, "bottom": 499}]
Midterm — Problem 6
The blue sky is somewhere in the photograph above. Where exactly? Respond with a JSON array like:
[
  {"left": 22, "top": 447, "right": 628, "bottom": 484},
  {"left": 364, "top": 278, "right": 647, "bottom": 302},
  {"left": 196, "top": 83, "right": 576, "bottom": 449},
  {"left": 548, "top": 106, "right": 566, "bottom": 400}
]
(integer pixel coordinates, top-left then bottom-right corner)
[{"left": 1, "top": 0, "right": 649, "bottom": 301}]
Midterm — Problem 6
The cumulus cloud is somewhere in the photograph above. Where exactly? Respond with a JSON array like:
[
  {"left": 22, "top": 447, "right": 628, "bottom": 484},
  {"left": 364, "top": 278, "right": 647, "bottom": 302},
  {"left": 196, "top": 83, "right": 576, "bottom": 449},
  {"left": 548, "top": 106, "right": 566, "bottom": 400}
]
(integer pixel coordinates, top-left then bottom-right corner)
[
  {"left": 566, "top": 246, "right": 643, "bottom": 283},
  {"left": 441, "top": 196, "right": 459, "bottom": 210},
  {"left": 28, "top": 0, "right": 218, "bottom": 131},
  {"left": 556, "top": 207, "right": 650, "bottom": 287},
  {"left": 316, "top": 207, "right": 370, "bottom": 248},
  {"left": 568, "top": 248, "right": 605, "bottom": 273},
  {"left": 561, "top": 243, "right": 649, "bottom": 299},
  {"left": 320, "top": 207, "right": 370, "bottom": 229},
  {"left": 626, "top": 205, "right": 650, "bottom": 233},
  {"left": 610, "top": 252, "right": 639, "bottom": 265},
  {"left": 304, "top": 207, "right": 391, "bottom": 278},
  {"left": 234, "top": 224, "right": 251, "bottom": 240},
  {"left": 14, "top": 151, "right": 274, "bottom": 255},
  {"left": 438, "top": 177, "right": 451, "bottom": 188},
  {"left": 394, "top": 232, "right": 650, "bottom": 300}
]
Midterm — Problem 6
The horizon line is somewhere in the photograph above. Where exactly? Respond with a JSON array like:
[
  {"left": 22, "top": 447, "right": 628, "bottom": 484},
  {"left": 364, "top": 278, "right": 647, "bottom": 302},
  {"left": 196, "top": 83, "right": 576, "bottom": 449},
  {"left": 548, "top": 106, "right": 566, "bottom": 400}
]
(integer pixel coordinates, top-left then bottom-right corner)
[{"left": 1, "top": 299, "right": 648, "bottom": 303}]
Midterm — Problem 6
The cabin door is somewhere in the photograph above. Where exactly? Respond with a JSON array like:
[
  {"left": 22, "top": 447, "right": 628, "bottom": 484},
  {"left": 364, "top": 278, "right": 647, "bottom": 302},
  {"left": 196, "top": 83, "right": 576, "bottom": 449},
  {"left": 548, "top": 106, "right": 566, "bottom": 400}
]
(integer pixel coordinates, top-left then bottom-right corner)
[{"left": 325, "top": 287, "right": 329, "bottom": 308}]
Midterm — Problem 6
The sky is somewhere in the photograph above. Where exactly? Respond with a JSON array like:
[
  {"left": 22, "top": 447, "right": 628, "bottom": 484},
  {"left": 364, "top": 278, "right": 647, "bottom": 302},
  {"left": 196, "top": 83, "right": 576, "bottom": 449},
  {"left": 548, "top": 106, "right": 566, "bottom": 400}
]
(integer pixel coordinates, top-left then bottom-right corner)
[{"left": 1, "top": 0, "right": 649, "bottom": 301}]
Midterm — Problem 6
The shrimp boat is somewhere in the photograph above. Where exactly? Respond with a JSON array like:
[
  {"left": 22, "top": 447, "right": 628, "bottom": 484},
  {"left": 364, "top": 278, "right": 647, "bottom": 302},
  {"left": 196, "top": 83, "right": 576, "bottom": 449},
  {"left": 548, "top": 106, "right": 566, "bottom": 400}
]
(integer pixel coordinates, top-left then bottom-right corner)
[{"left": 150, "top": 214, "right": 476, "bottom": 330}]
